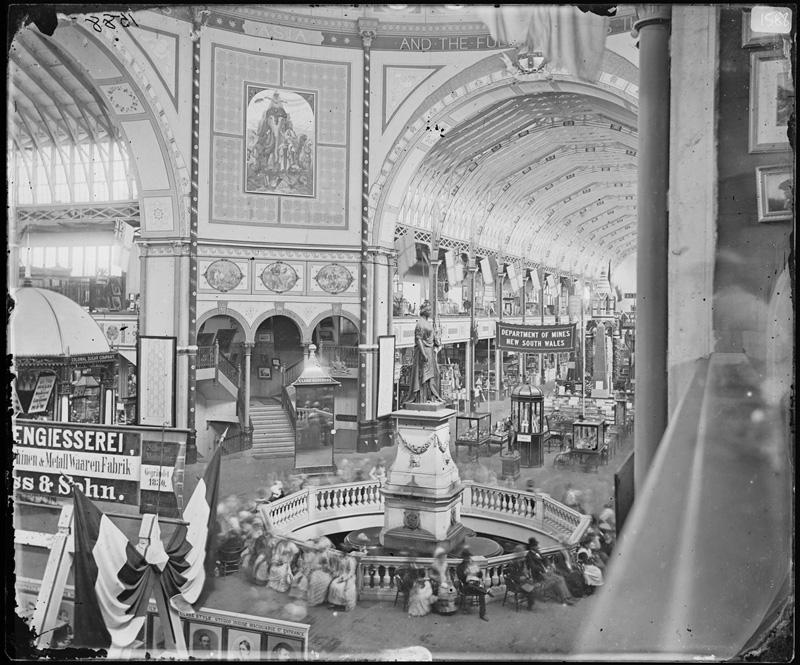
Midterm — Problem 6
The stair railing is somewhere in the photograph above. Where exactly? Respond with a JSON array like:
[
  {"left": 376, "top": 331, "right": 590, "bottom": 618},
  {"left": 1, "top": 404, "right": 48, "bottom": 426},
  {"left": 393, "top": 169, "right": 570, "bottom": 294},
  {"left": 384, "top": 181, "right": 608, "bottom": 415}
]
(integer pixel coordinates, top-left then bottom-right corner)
[
  {"left": 281, "top": 359, "right": 304, "bottom": 387},
  {"left": 217, "top": 349, "right": 240, "bottom": 387},
  {"left": 281, "top": 385, "right": 297, "bottom": 431}
]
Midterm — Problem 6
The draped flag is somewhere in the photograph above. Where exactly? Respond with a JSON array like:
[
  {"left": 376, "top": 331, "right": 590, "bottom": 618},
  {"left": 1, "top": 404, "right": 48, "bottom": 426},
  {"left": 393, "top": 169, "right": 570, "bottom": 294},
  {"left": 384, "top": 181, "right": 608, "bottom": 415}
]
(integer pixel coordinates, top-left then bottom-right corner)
[
  {"left": 444, "top": 250, "right": 458, "bottom": 286},
  {"left": 72, "top": 446, "right": 223, "bottom": 651},
  {"left": 176, "top": 445, "right": 223, "bottom": 605},
  {"left": 475, "top": 5, "right": 608, "bottom": 82},
  {"left": 480, "top": 257, "right": 495, "bottom": 286},
  {"left": 394, "top": 232, "right": 417, "bottom": 277},
  {"left": 506, "top": 263, "right": 518, "bottom": 293},
  {"left": 530, "top": 268, "right": 542, "bottom": 296}
]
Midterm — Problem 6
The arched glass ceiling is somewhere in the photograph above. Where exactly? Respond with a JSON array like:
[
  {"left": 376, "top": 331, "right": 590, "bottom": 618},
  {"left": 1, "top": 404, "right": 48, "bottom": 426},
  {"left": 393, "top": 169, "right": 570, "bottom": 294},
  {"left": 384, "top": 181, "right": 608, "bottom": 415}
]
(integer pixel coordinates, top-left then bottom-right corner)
[
  {"left": 398, "top": 90, "right": 638, "bottom": 278},
  {"left": 8, "top": 28, "right": 138, "bottom": 205}
]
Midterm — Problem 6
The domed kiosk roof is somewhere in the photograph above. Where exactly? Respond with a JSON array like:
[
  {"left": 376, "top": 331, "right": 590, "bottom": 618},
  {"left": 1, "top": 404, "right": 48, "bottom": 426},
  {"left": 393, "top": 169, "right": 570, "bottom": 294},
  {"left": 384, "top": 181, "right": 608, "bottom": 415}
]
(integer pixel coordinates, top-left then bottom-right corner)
[{"left": 9, "top": 287, "right": 110, "bottom": 357}]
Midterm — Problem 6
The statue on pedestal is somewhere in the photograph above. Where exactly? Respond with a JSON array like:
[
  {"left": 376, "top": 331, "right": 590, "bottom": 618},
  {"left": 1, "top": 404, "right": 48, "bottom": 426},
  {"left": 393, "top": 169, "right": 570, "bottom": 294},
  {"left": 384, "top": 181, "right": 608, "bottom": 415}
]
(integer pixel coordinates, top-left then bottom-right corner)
[{"left": 407, "top": 301, "right": 441, "bottom": 404}]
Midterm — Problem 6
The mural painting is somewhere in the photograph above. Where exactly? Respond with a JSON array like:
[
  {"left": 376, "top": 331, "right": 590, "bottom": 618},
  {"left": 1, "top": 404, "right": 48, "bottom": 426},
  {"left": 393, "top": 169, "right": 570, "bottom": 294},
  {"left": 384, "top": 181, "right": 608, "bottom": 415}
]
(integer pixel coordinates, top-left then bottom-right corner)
[{"left": 245, "top": 85, "right": 315, "bottom": 197}]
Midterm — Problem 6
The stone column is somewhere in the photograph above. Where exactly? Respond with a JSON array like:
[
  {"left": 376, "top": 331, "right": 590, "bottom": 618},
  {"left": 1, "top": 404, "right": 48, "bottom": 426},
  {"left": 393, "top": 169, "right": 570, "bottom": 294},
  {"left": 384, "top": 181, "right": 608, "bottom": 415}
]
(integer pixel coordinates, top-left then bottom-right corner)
[
  {"left": 633, "top": 4, "right": 672, "bottom": 493},
  {"left": 243, "top": 342, "right": 254, "bottom": 428}
]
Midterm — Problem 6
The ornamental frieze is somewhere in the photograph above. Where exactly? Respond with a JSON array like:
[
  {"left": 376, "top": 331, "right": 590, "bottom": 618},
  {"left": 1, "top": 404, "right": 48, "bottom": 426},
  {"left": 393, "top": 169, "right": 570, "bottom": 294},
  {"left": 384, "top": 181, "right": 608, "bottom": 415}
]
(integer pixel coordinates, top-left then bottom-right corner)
[{"left": 198, "top": 245, "right": 359, "bottom": 262}]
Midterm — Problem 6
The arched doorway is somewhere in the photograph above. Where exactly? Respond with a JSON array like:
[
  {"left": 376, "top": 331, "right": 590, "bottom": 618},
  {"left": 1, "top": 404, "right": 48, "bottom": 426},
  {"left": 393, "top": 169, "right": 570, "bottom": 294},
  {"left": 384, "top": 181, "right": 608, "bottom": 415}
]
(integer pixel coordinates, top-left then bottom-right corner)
[
  {"left": 253, "top": 316, "right": 303, "bottom": 398},
  {"left": 311, "top": 316, "right": 359, "bottom": 371},
  {"left": 197, "top": 315, "right": 247, "bottom": 377}
]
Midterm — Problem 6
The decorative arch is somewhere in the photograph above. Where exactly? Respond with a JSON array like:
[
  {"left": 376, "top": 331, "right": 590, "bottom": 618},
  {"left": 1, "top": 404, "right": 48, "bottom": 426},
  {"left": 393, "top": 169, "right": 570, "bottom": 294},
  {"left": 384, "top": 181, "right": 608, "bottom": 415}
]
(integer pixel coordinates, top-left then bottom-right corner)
[
  {"left": 307, "top": 309, "right": 361, "bottom": 337},
  {"left": 251, "top": 309, "right": 309, "bottom": 344},
  {"left": 369, "top": 49, "right": 639, "bottom": 280},
  {"left": 196, "top": 308, "right": 251, "bottom": 340}
]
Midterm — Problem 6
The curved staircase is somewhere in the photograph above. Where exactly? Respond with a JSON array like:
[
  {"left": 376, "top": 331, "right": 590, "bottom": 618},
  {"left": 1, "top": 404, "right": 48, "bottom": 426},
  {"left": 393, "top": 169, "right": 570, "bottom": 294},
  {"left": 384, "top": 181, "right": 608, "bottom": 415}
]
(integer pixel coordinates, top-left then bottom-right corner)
[{"left": 250, "top": 399, "right": 295, "bottom": 459}]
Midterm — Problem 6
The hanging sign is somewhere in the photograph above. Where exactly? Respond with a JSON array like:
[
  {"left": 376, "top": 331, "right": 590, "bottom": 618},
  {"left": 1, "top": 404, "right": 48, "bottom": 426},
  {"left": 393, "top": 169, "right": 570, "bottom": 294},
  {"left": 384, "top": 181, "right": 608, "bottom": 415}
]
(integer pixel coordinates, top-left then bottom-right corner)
[
  {"left": 496, "top": 323, "right": 576, "bottom": 352},
  {"left": 28, "top": 375, "right": 57, "bottom": 414}
]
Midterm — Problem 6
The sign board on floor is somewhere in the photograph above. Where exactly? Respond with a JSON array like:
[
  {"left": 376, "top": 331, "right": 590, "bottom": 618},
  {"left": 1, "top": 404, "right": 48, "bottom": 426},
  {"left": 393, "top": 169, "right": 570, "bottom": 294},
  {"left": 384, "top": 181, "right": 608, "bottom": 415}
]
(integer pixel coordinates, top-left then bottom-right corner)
[
  {"left": 496, "top": 323, "right": 576, "bottom": 352},
  {"left": 11, "top": 418, "right": 187, "bottom": 514}
]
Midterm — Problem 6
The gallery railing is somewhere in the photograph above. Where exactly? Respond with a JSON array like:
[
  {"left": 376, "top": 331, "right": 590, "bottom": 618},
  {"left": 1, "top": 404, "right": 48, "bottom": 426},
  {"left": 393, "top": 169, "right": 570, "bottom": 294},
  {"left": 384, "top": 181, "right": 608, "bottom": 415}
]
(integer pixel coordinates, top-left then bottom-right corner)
[
  {"left": 197, "top": 345, "right": 215, "bottom": 369},
  {"left": 317, "top": 344, "right": 359, "bottom": 369}
]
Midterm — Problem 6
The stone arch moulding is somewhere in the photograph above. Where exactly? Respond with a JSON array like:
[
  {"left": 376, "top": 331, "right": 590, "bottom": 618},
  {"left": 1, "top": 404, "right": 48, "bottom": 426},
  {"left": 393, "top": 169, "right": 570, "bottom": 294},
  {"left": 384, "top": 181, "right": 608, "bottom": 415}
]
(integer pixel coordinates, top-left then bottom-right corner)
[
  {"left": 250, "top": 309, "right": 310, "bottom": 345},
  {"left": 307, "top": 309, "right": 361, "bottom": 337},
  {"left": 65, "top": 21, "right": 190, "bottom": 234},
  {"left": 196, "top": 307, "right": 252, "bottom": 342},
  {"left": 369, "top": 51, "right": 639, "bottom": 251}
]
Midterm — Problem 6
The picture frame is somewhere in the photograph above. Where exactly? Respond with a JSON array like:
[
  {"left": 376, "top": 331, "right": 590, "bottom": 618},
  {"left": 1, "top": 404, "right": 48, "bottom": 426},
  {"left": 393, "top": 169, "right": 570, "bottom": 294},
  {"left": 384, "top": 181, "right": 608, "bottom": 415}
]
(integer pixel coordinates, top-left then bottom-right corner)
[
  {"left": 188, "top": 623, "right": 223, "bottom": 658},
  {"left": 749, "top": 50, "right": 793, "bottom": 153},
  {"left": 257, "top": 331, "right": 274, "bottom": 343},
  {"left": 271, "top": 358, "right": 281, "bottom": 369},
  {"left": 227, "top": 628, "right": 263, "bottom": 661},
  {"left": 318, "top": 329, "right": 335, "bottom": 342},
  {"left": 258, "top": 367, "right": 272, "bottom": 379},
  {"left": 755, "top": 165, "right": 793, "bottom": 222},
  {"left": 741, "top": 9, "right": 783, "bottom": 48}
]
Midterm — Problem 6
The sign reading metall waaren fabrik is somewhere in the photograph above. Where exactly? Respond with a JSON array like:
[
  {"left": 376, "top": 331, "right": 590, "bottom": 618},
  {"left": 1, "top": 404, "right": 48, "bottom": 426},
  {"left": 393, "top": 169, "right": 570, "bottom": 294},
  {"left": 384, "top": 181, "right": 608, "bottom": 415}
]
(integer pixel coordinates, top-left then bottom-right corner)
[
  {"left": 12, "top": 419, "right": 187, "bottom": 514},
  {"left": 496, "top": 323, "right": 576, "bottom": 352}
]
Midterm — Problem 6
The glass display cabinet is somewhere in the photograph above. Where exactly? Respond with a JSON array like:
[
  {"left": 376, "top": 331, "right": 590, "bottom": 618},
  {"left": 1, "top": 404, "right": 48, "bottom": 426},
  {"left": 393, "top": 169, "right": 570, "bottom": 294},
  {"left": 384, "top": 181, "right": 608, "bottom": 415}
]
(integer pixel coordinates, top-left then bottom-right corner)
[
  {"left": 510, "top": 384, "right": 545, "bottom": 467},
  {"left": 572, "top": 420, "right": 607, "bottom": 451},
  {"left": 454, "top": 412, "right": 491, "bottom": 460},
  {"left": 292, "top": 345, "right": 339, "bottom": 474}
]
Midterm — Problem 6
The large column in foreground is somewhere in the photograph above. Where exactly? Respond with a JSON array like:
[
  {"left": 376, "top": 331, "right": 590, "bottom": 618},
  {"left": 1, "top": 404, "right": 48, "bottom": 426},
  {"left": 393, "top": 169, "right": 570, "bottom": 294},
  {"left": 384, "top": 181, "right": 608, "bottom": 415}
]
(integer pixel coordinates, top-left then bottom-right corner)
[{"left": 633, "top": 4, "right": 672, "bottom": 493}]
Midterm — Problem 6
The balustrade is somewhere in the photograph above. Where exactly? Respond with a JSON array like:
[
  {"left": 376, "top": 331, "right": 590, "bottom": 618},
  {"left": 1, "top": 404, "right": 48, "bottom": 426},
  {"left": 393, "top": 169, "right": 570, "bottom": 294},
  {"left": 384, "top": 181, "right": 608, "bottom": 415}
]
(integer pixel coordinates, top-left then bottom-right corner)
[{"left": 197, "top": 346, "right": 215, "bottom": 369}]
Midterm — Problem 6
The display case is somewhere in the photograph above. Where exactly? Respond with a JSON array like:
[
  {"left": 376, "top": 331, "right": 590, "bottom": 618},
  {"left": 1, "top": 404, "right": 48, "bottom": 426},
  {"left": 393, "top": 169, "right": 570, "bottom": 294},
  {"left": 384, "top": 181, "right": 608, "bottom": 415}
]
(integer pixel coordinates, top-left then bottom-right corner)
[
  {"left": 454, "top": 412, "right": 491, "bottom": 460},
  {"left": 572, "top": 420, "right": 606, "bottom": 451},
  {"left": 510, "top": 385, "right": 545, "bottom": 467},
  {"left": 292, "top": 345, "right": 339, "bottom": 474}
]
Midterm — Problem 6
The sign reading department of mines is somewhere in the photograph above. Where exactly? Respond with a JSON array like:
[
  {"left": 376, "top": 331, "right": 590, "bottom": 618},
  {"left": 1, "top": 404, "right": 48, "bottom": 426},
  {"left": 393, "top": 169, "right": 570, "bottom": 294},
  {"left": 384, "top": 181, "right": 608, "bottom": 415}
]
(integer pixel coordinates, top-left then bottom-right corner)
[
  {"left": 496, "top": 323, "right": 576, "bottom": 352},
  {"left": 12, "top": 419, "right": 186, "bottom": 511}
]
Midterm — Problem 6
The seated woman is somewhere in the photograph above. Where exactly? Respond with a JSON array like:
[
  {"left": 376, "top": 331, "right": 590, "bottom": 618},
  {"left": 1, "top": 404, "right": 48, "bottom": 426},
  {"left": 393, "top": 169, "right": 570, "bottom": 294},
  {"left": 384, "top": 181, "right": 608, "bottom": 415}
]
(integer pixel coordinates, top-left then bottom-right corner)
[
  {"left": 552, "top": 549, "right": 587, "bottom": 599},
  {"left": 408, "top": 570, "right": 437, "bottom": 617},
  {"left": 577, "top": 551, "right": 604, "bottom": 594},
  {"left": 307, "top": 539, "right": 335, "bottom": 606},
  {"left": 268, "top": 538, "right": 299, "bottom": 593},
  {"left": 241, "top": 516, "right": 271, "bottom": 586},
  {"left": 327, "top": 553, "right": 358, "bottom": 611}
]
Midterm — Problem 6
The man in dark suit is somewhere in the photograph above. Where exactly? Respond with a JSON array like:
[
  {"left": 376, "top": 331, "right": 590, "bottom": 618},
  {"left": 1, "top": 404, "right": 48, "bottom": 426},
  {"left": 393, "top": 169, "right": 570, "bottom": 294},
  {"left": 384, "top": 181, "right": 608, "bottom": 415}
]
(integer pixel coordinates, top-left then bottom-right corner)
[{"left": 455, "top": 548, "right": 489, "bottom": 621}]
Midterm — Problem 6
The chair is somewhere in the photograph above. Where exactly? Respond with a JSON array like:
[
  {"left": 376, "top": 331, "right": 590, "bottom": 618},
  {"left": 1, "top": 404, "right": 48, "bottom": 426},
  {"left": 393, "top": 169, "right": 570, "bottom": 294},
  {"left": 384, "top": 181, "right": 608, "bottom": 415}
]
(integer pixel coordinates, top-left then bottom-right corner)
[
  {"left": 454, "top": 578, "right": 482, "bottom": 612},
  {"left": 502, "top": 577, "right": 526, "bottom": 612}
]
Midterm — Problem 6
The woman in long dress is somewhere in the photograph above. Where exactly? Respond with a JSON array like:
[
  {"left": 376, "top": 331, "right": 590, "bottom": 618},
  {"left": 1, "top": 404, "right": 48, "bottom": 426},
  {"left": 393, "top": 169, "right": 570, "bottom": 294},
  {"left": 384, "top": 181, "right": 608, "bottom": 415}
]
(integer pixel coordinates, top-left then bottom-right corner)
[
  {"left": 407, "top": 571, "right": 437, "bottom": 617},
  {"left": 307, "top": 543, "right": 335, "bottom": 606},
  {"left": 288, "top": 547, "right": 311, "bottom": 600},
  {"left": 268, "top": 539, "right": 299, "bottom": 593},
  {"left": 327, "top": 553, "right": 358, "bottom": 610}
]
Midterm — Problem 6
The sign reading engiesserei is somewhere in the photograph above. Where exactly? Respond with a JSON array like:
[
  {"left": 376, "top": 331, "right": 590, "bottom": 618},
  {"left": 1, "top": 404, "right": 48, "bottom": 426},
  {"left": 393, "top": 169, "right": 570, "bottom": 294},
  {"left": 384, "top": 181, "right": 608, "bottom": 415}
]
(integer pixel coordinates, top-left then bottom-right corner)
[
  {"left": 496, "top": 323, "right": 576, "bottom": 352},
  {"left": 12, "top": 419, "right": 187, "bottom": 514}
]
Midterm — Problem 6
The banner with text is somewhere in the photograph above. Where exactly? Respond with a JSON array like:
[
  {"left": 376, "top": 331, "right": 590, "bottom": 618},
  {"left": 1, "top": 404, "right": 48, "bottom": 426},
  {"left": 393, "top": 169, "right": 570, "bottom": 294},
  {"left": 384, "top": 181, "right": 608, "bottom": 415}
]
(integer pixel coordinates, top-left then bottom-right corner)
[
  {"left": 496, "top": 323, "right": 576, "bottom": 352},
  {"left": 12, "top": 419, "right": 187, "bottom": 515}
]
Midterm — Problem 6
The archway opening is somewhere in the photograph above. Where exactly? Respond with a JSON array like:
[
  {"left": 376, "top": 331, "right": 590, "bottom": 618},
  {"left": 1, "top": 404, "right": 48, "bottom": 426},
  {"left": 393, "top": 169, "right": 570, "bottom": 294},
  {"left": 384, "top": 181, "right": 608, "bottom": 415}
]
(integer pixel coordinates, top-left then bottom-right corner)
[{"left": 253, "top": 315, "right": 303, "bottom": 398}]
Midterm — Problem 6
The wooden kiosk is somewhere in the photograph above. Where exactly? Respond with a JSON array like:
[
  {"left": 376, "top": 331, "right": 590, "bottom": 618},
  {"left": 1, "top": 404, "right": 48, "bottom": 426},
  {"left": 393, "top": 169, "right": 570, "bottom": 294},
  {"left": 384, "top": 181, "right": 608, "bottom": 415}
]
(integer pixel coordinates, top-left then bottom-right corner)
[{"left": 510, "top": 385, "right": 545, "bottom": 468}]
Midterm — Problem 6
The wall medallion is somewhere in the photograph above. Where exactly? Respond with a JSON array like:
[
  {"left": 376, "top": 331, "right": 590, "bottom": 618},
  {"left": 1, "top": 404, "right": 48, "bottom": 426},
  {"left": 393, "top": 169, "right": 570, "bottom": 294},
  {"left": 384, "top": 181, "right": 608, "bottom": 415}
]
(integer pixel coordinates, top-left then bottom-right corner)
[
  {"left": 260, "top": 261, "right": 298, "bottom": 293},
  {"left": 315, "top": 263, "right": 353, "bottom": 294},
  {"left": 204, "top": 259, "right": 243, "bottom": 292}
]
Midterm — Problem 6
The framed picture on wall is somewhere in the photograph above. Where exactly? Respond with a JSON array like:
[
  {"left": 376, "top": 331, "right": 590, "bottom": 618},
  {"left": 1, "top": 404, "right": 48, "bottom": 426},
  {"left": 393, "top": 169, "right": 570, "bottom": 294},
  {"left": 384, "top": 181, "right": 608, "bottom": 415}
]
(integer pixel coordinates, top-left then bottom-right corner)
[
  {"left": 271, "top": 358, "right": 281, "bottom": 369},
  {"left": 756, "top": 165, "right": 793, "bottom": 222},
  {"left": 258, "top": 367, "right": 272, "bottom": 379},
  {"left": 749, "top": 50, "right": 794, "bottom": 153},
  {"left": 257, "top": 332, "right": 273, "bottom": 343}
]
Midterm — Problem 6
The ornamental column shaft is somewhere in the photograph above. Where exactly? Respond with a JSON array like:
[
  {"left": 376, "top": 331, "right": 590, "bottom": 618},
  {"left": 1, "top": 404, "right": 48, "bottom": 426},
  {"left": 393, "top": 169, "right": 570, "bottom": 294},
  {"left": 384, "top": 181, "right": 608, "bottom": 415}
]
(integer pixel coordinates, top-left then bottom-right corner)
[
  {"left": 466, "top": 259, "right": 477, "bottom": 413},
  {"left": 243, "top": 342, "right": 254, "bottom": 428},
  {"left": 633, "top": 4, "right": 671, "bottom": 493}
]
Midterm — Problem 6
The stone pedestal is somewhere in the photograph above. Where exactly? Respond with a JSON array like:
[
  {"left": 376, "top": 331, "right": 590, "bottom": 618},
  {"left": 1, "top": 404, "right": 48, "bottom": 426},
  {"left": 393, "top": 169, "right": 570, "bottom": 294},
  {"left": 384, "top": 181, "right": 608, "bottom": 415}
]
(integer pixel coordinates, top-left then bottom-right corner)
[
  {"left": 500, "top": 449, "right": 521, "bottom": 481},
  {"left": 380, "top": 403, "right": 468, "bottom": 555}
]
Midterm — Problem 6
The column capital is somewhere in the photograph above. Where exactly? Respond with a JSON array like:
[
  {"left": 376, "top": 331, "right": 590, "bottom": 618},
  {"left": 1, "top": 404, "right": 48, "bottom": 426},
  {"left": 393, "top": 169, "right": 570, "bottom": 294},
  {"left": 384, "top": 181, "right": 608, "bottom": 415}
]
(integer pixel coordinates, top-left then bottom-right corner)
[
  {"left": 634, "top": 4, "right": 672, "bottom": 32},
  {"left": 358, "top": 18, "right": 379, "bottom": 48},
  {"left": 243, "top": 341, "right": 255, "bottom": 352}
]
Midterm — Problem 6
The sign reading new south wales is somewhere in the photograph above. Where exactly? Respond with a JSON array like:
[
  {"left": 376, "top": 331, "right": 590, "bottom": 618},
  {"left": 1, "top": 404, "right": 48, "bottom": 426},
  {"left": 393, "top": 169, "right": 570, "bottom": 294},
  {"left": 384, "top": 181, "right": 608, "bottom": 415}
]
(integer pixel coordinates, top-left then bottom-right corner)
[
  {"left": 496, "top": 323, "right": 576, "bottom": 352},
  {"left": 12, "top": 419, "right": 186, "bottom": 513}
]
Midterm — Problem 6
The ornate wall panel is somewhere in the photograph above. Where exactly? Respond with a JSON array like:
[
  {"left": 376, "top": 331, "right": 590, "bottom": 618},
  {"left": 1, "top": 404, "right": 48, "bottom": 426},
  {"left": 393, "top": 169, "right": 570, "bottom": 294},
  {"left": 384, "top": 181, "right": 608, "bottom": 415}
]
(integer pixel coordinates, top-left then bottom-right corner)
[
  {"left": 198, "top": 258, "right": 249, "bottom": 293},
  {"left": 208, "top": 44, "right": 350, "bottom": 228},
  {"left": 254, "top": 261, "right": 304, "bottom": 294}
]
